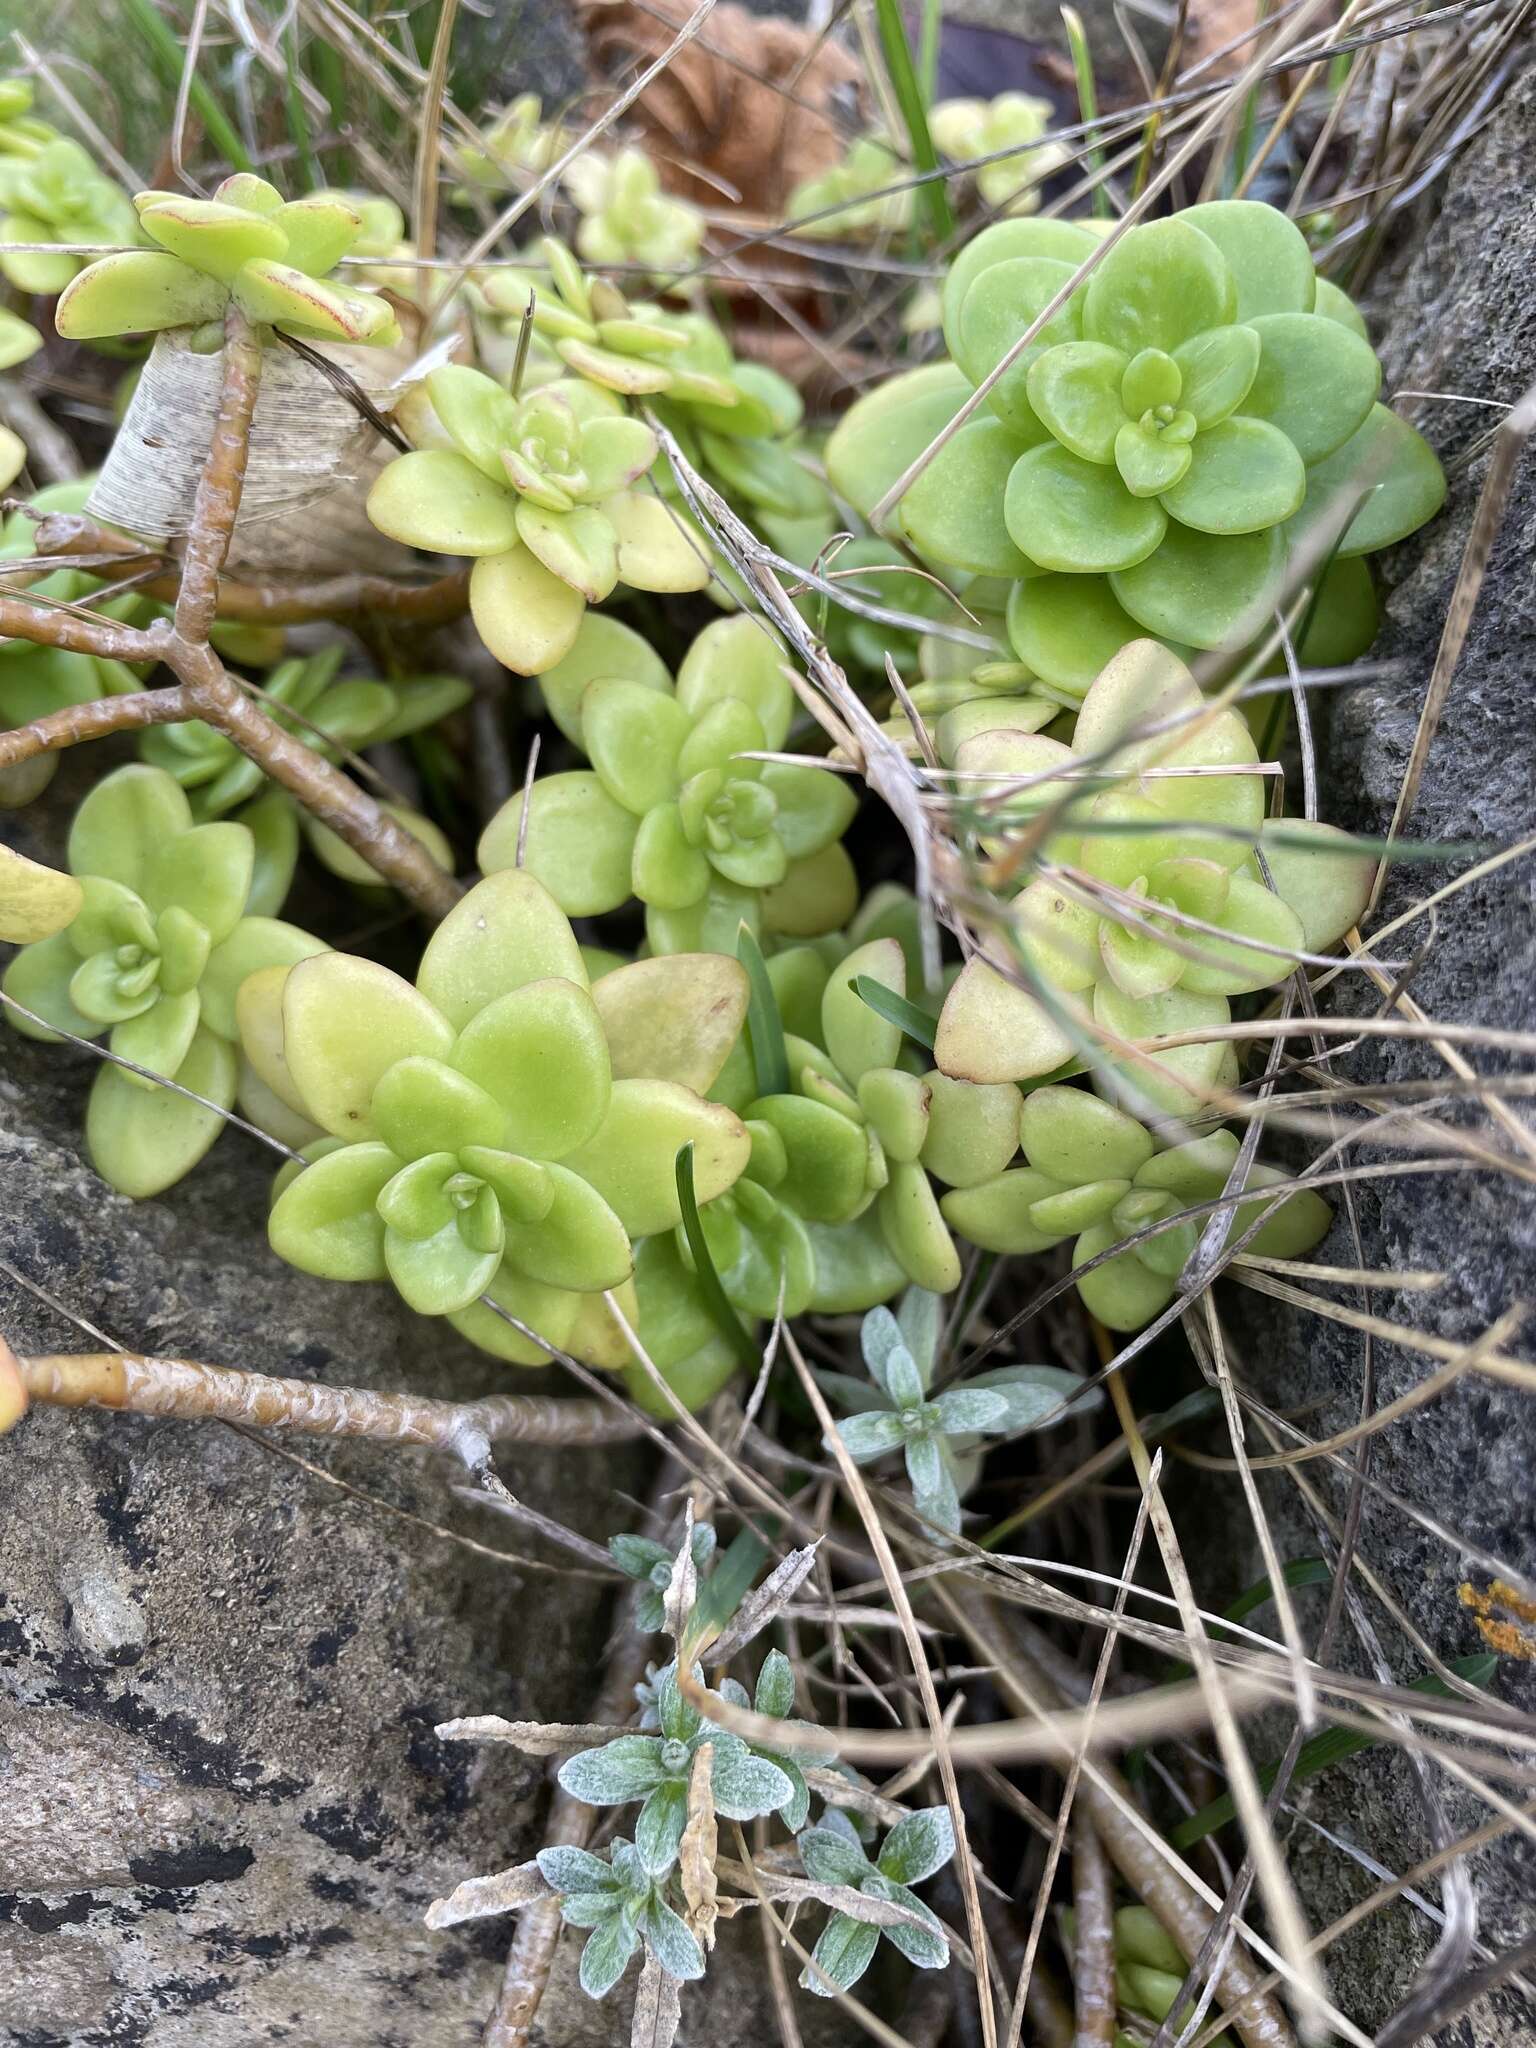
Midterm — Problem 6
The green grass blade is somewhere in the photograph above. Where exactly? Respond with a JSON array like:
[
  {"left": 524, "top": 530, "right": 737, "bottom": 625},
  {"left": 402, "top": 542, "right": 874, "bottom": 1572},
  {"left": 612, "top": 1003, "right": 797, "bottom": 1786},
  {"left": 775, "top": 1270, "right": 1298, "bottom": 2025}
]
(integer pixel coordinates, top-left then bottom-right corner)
[
  {"left": 738, "top": 922, "right": 789, "bottom": 1098},
  {"left": 852, "top": 974, "right": 937, "bottom": 1052},
  {"left": 1061, "top": 7, "right": 1110, "bottom": 218},
  {"left": 872, "top": 0, "right": 954, "bottom": 243},
  {"left": 675, "top": 1142, "right": 760, "bottom": 1372},
  {"left": 1169, "top": 1655, "right": 1500, "bottom": 1849},
  {"left": 121, "top": 0, "right": 255, "bottom": 174}
]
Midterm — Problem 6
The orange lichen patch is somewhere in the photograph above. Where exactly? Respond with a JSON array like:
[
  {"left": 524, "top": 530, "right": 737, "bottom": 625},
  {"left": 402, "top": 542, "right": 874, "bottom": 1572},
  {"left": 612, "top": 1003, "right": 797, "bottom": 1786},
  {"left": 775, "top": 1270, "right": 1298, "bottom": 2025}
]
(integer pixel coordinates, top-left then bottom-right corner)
[
  {"left": 0, "top": 1334, "right": 29, "bottom": 1434},
  {"left": 1458, "top": 1578, "right": 1536, "bottom": 1659}
]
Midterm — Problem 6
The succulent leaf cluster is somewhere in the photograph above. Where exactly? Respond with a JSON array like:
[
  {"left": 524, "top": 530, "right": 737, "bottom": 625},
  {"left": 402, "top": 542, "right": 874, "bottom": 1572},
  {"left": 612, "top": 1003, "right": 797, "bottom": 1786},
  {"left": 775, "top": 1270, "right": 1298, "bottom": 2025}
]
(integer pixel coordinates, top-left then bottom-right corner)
[
  {"left": 929, "top": 92, "right": 1068, "bottom": 216},
  {"left": 54, "top": 174, "right": 401, "bottom": 347},
  {"left": 1, "top": 765, "right": 324, "bottom": 1196},
  {"left": 788, "top": 135, "right": 912, "bottom": 240},
  {"left": 0, "top": 135, "right": 138, "bottom": 295},
  {"left": 933, "top": 641, "right": 1375, "bottom": 1118},
  {"left": 829, "top": 202, "right": 1445, "bottom": 671},
  {"left": 475, "top": 244, "right": 836, "bottom": 579},
  {"left": 251, "top": 872, "right": 753, "bottom": 1364},
  {"left": 369, "top": 344, "right": 709, "bottom": 676},
  {"left": 479, "top": 614, "right": 858, "bottom": 950},
  {"left": 564, "top": 146, "right": 705, "bottom": 281}
]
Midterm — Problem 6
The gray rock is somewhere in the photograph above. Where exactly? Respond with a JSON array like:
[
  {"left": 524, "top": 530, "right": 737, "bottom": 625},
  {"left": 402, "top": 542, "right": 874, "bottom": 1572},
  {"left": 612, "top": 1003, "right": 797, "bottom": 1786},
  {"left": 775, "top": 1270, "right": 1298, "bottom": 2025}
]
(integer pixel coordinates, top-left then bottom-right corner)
[{"left": 1215, "top": 55, "right": 1536, "bottom": 2046}]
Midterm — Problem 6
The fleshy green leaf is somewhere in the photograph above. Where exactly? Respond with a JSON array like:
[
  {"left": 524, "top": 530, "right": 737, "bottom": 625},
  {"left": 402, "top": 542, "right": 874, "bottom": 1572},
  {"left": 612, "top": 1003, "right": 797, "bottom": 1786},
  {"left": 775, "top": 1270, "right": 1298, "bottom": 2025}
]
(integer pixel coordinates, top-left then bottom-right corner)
[
  {"left": 1025, "top": 340, "right": 1129, "bottom": 463},
  {"left": 86, "top": 1026, "right": 236, "bottom": 1199},
  {"left": 267, "top": 1140, "right": 396, "bottom": 1279},
  {"left": 469, "top": 545, "right": 587, "bottom": 676},
  {"left": 956, "top": 255, "right": 1084, "bottom": 436},
  {"left": 417, "top": 870, "right": 587, "bottom": 1031},
  {"left": 900, "top": 416, "right": 1035, "bottom": 577},
  {"left": 935, "top": 957, "right": 1081, "bottom": 1083},
  {"left": 590, "top": 954, "right": 748, "bottom": 1093},
  {"left": 367, "top": 449, "right": 520, "bottom": 558},
  {"left": 582, "top": 678, "right": 689, "bottom": 815},
  {"left": 0, "top": 843, "right": 82, "bottom": 944},
  {"left": 1244, "top": 312, "right": 1380, "bottom": 464},
  {"left": 1172, "top": 324, "right": 1261, "bottom": 428},
  {"left": 54, "top": 251, "right": 229, "bottom": 340},
  {"left": 823, "top": 937, "right": 904, "bottom": 1084},
  {"left": 604, "top": 490, "right": 710, "bottom": 593},
  {"left": 282, "top": 954, "right": 453, "bottom": 1137},
  {"left": 450, "top": 977, "right": 612, "bottom": 1160},
  {"left": 68, "top": 763, "right": 192, "bottom": 892},
  {"left": 1006, "top": 442, "right": 1167, "bottom": 574},
  {"left": 561, "top": 1081, "right": 751, "bottom": 1237},
  {"left": 880, "top": 1161, "right": 963, "bottom": 1293},
  {"left": 1083, "top": 219, "right": 1235, "bottom": 356},
  {"left": 919, "top": 1070, "right": 1022, "bottom": 1189},
  {"left": 1291, "top": 403, "right": 1446, "bottom": 559},
  {"left": 1176, "top": 200, "right": 1316, "bottom": 319},
  {"left": 1110, "top": 521, "right": 1286, "bottom": 651},
  {"left": 1157, "top": 416, "right": 1304, "bottom": 535}
]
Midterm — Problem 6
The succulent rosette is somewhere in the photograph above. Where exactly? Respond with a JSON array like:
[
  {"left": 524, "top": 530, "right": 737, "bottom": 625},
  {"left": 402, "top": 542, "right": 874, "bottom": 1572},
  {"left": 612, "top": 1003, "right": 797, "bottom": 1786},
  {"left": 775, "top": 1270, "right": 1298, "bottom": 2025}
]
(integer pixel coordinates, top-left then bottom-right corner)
[
  {"left": 249, "top": 871, "right": 753, "bottom": 1365},
  {"left": 828, "top": 203, "right": 1446, "bottom": 685},
  {"left": 933, "top": 641, "right": 1375, "bottom": 1115},
  {"left": 475, "top": 245, "right": 835, "bottom": 570},
  {"left": 0, "top": 136, "right": 139, "bottom": 295},
  {"left": 53, "top": 174, "right": 401, "bottom": 347},
  {"left": 368, "top": 358, "right": 709, "bottom": 677},
  {"left": 0, "top": 78, "right": 56, "bottom": 161},
  {"left": 929, "top": 92, "right": 1067, "bottom": 216},
  {"left": 939, "top": 1086, "right": 1330, "bottom": 1331},
  {"left": 564, "top": 146, "right": 704, "bottom": 281},
  {"left": 1, "top": 765, "right": 325, "bottom": 1196},
  {"left": 480, "top": 614, "right": 859, "bottom": 953},
  {"left": 788, "top": 136, "right": 912, "bottom": 240},
  {"left": 139, "top": 645, "right": 467, "bottom": 913}
]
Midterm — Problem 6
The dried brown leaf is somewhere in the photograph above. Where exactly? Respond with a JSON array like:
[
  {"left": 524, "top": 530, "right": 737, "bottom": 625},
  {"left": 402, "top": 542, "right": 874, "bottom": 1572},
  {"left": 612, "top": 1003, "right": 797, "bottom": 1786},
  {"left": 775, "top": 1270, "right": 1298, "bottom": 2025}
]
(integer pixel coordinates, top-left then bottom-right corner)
[
  {"left": 424, "top": 1858, "right": 550, "bottom": 1929},
  {"left": 681, "top": 1741, "right": 720, "bottom": 1950}
]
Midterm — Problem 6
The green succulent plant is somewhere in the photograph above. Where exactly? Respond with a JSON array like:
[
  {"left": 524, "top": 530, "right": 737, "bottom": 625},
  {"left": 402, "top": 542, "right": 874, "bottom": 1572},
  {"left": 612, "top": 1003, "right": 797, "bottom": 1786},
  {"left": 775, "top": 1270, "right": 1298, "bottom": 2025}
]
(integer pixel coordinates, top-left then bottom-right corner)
[
  {"left": 451, "top": 94, "right": 575, "bottom": 198},
  {"left": 251, "top": 872, "right": 752, "bottom": 1365},
  {"left": 53, "top": 174, "right": 402, "bottom": 347},
  {"left": 938, "top": 1083, "right": 1330, "bottom": 1330},
  {"left": 564, "top": 146, "right": 704, "bottom": 282},
  {"left": 479, "top": 613, "right": 858, "bottom": 951},
  {"left": 557, "top": 1658, "right": 798, "bottom": 1876},
  {"left": 368, "top": 358, "right": 709, "bottom": 677},
  {"left": 828, "top": 203, "right": 1445, "bottom": 674},
  {"left": 930, "top": 92, "right": 1068, "bottom": 216},
  {"left": 797, "top": 1807, "right": 955, "bottom": 1995},
  {"left": 0, "top": 309, "right": 43, "bottom": 490},
  {"left": 822, "top": 1287, "right": 1098, "bottom": 1533},
  {"left": 536, "top": 1837, "right": 704, "bottom": 1999},
  {"left": 475, "top": 243, "right": 835, "bottom": 572},
  {"left": 932, "top": 641, "right": 1375, "bottom": 1113},
  {"left": 0, "top": 136, "right": 138, "bottom": 296},
  {"left": 688, "top": 932, "right": 1028, "bottom": 1319},
  {"left": 1, "top": 765, "right": 326, "bottom": 1196},
  {"left": 0, "top": 78, "right": 57, "bottom": 161},
  {"left": 788, "top": 135, "right": 913, "bottom": 240},
  {"left": 139, "top": 644, "right": 467, "bottom": 913}
]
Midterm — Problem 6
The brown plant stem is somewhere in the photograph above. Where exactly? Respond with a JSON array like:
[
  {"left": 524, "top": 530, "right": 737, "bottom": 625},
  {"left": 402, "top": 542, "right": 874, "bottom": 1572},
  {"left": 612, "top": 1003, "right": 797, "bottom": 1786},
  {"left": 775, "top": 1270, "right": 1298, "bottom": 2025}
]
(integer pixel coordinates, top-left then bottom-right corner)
[
  {"left": 1072, "top": 1805, "right": 1119, "bottom": 2048},
  {"left": 0, "top": 314, "right": 462, "bottom": 920},
  {"left": 175, "top": 302, "right": 264, "bottom": 643},
  {"left": 31, "top": 514, "right": 472, "bottom": 626},
  {"left": 8, "top": 1349, "right": 644, "bottom": 1451}
]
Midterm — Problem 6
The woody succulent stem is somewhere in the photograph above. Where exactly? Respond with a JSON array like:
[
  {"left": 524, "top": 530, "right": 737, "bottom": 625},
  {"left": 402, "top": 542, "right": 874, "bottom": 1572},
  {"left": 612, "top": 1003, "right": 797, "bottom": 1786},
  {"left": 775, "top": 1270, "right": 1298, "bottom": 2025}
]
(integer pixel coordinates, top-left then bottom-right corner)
[
  {"left": 31, "top": 513, "right": 473, "bottom": 628},
  {"left": 0, "top": 307, "right": 461, "bottom": 920},
  {"left": 4, "top": 1346, "right": 644, "bottom": 1452}
]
